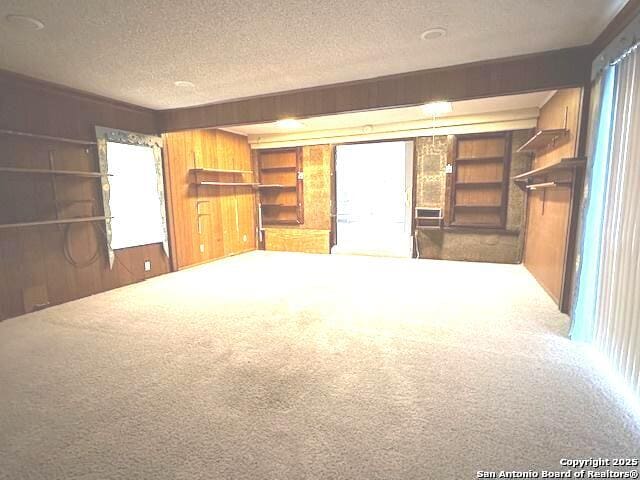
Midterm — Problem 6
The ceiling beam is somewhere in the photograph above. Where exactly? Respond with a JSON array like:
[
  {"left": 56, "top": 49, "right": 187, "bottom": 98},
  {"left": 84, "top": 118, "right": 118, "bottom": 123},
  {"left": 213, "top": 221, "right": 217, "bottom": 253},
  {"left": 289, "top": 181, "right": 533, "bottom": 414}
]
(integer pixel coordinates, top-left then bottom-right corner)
[
  {"left": 591, "top": 0, "right": 640, "bottom": 58},
  {"left": 158, "top": 46, "right": 591, "bottom": 133}
]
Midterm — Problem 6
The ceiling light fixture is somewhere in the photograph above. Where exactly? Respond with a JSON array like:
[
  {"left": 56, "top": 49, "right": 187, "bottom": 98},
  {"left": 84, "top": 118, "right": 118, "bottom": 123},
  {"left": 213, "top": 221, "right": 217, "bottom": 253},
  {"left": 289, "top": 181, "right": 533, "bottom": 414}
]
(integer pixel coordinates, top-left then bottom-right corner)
[
  {"left": 174, "top": 80, "right": 195, "bottom": 88},
  {"left": 275, "top": 118, "right": 303, "bottom": 129},
  {"left": 421, "top": 101, "right": 453, "bottom": 116},
  {"left": 420, "top": 27, "right": 446, "bottom": 41},
  {"left": 5, "top": 14, "right": 45, "bottom": 30}
]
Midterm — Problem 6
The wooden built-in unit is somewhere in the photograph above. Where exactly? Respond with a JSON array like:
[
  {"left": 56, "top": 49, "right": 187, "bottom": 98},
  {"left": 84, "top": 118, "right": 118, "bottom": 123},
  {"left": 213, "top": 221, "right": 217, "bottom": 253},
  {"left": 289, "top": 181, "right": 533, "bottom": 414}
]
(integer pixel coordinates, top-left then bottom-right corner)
[
  {"left": 519, "top": 88, "right": 585, "bottom": 309},
  {"left": 162, "top": 129, "right": 256, "bottom": 270},
  {"left": 256, "top": 148, "right": 304, "bottom": 225},
  {"left": 0, "top": 70, "right": 168, "bottom": 321},
  {"left": 258, "top": 145, "right": 332, "bottom": 253},
  {"left": 449, "top": 133, "right": 512, "bottom": 228},
  {"left": 414, "top": 131, "right": 529, "bottom": 263}
]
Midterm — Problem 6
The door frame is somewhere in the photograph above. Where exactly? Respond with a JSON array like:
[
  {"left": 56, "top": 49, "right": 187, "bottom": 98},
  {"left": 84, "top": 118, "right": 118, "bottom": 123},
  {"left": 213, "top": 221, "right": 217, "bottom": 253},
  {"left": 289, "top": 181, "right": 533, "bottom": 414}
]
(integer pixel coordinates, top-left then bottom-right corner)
[{"left": 332, "top": 138, "right": 415, "bottom": 257}]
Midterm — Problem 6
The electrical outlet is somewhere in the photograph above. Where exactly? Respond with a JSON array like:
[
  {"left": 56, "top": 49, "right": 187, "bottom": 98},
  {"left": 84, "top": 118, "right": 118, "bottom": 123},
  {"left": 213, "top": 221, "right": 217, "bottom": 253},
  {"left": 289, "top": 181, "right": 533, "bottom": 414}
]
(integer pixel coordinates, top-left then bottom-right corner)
[
  {"left": 200, "top": 244, "right": 205, "bottom": 253},
  {"left": 243, "top": 234, "right": 247, "bottom": 242},
  {"left": 144, "top": 260, "right": 151, "bottom": 272}
]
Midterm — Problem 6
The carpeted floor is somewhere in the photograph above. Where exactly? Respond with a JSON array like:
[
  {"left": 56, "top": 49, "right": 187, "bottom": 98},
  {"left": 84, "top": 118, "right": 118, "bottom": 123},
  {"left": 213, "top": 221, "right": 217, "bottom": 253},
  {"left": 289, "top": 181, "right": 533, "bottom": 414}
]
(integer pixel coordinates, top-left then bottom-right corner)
[{"left": 1, "top": 251, "right": 639, "bottom": 479}]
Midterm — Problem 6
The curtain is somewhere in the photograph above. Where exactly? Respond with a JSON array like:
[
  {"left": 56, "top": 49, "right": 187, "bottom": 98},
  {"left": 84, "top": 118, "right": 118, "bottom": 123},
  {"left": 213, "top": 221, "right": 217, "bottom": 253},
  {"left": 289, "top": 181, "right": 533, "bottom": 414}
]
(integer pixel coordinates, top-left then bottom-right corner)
[{"left": 573, "top": 47, "right": 640, "bottom": 397}]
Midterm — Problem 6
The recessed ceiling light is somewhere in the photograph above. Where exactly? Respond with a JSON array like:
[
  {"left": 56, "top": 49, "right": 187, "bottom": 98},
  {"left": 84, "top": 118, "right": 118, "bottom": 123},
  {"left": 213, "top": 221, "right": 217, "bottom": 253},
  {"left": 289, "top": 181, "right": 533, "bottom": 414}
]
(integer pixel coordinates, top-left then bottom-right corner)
[
  {"left": 421, "top": 101, "right": 453, "bottom": 116},
  {"left": 420, "top": 27, "right": 446, "bottom": 41},
  {"left": 362, "top": 125, "right": 373, "bottom": 134},
  {"left": 275, "top": 118, "right": 303, "bottom": 129},
  {"left": 174, "top": 80, "right": 195, "bottom": 88},
  {"left": 5, "top": 14, "right": 45, "bottom": 31}
]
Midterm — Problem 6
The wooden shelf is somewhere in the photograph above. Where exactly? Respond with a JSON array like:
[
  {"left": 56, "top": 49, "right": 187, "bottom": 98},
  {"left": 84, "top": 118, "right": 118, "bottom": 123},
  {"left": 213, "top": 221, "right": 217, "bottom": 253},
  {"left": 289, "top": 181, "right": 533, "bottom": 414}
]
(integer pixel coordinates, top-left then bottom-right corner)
[
  {"left": 260, "top": 165, "right": 297, "bottom": 171},
  {"left": 258, "top": 184, "right": 297, "bottom": 189},
  {"left": 512, "top": 157, "right": 586, "bottom": 182},
  {"left": 0, "top": 128, "right": 97, "bottom": 146},
  {"left": 191, "top": 168, "right": 253, "bottom": 174},
  {"left": 516, "top": 129, "right": 568, "bottom": 153},
  {"left": 454, "top": 204, "right": 501, "bottom": 210},
  {"left": 257, "top": 148, "right": 304, "bottom": 227},
  {"left": 262, "top": 218, "right": 300, "bottom": 225},
  {"left": 526, "top": 181, "right": 572, "bottom": 190},
  {"left": 455, "top": 181, "right": 502, "bottom": 188},
  {"left": 0, "top": 216, "right": 110, "bottom": 230},
  {"left": 455, "top": 156, "right": 504, "bottom": 163},
  {"left": 417, "top": 225, "right": 520, "bottom": 236},
  {"left": 196, "top": 181, "right": 258, "bottom": 187},
  {"left": 0, "top": 167, "right": 109, "bottom": 178}
]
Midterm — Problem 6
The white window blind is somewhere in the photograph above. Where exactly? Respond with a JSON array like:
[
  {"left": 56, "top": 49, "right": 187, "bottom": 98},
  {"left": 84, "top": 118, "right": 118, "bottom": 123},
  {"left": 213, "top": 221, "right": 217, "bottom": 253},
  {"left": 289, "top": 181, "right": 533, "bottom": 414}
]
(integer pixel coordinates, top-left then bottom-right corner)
[
  {"left": 575, "top": 45, "right": 640, "bottom": 399},
  {"left": 593, "top": 46, "right": 640, "bottom": 397}
]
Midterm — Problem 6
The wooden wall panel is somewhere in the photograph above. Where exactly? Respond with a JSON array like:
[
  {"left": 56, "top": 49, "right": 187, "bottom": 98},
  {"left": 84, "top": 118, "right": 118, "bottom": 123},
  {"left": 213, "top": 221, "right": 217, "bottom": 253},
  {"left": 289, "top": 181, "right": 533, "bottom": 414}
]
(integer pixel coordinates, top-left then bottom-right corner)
[
  {"left": 0, "top": 72, "right": 168, "bottom": 321},
  {"left": 261, "top": 145, "right": 332, "bottom": 254},
  {"left": 163, "top": 129, "right": 256, "bottom": 269},
  {"left": 522, "top": 88, "right": 583, "bottom": 305},
  {"left": 158, "top": 47, "right": 591, "bottom": 132},
  {"left": 0, "top": 70, "right": 157, "bottom": 141},
  {"left": 523, "top": 187, "right": 572, "bottom": 303},
  {"left": 530, "top": 88, "right": 582, "bottom": 169},
  {"left": 164, "top": 130, "right": 200, "bottom": 268}
]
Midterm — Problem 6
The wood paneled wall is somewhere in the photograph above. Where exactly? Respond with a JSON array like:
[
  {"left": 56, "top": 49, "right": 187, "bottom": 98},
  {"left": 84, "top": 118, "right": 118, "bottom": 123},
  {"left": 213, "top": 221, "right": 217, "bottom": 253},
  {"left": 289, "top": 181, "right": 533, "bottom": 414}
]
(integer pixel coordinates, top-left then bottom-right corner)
[
  {"left": 0, "top": 71, "right": 168, "bottom": 321},
  {"left": 163, "top": 129, "right": 256, "bottom": 269},
  {"left": 0, "top": 70, "right": 157, "bottom": 141},
  {"left": 261, "top": 145, "right": 332, "bottom": 254},
  {"left": 522, "top": 88, "right": 583, "bottom": 306},
  {"left": 158, "top": 47, "right": 591, "bottom": 132}
]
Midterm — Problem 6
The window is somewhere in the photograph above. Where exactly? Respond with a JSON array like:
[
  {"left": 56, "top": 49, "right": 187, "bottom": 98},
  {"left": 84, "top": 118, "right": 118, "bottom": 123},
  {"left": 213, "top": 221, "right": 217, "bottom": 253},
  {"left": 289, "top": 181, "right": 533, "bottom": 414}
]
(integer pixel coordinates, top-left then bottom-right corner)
[
  {"left": 448, "top": 133, "right": 511, "bottom": 228},
  {"left": 106, "top": 142, "right": 165, "bottom": 250},
  {"left": 95, "top": 127, "right": 169, "bottom": 267}
]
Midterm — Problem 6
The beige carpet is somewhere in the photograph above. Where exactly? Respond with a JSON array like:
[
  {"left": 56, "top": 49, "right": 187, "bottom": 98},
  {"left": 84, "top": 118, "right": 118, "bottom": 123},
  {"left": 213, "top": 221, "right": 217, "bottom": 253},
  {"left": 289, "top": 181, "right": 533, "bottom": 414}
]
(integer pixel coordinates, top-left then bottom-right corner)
[{"left": 1, "top": 251, "right": 639, "bottom": 479}]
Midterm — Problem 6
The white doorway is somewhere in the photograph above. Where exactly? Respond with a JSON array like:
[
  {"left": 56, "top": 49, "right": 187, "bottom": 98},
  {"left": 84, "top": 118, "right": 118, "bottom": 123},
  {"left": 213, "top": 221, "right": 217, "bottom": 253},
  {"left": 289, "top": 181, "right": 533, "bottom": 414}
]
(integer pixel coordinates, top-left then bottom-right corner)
[{"left": 332, "top": 141, "right": 414, "bottom": 258}]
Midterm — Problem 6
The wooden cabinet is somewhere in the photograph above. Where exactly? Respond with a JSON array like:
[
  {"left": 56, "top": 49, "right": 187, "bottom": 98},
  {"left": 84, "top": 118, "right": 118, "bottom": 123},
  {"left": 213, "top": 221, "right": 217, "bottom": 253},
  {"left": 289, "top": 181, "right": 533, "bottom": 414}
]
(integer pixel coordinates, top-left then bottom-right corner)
[
  {"left": 256, "top": 148, "right": 304, "bottom": 226},
  {"left": 449, "top": 133, "right": 512, "bottom": 228}
]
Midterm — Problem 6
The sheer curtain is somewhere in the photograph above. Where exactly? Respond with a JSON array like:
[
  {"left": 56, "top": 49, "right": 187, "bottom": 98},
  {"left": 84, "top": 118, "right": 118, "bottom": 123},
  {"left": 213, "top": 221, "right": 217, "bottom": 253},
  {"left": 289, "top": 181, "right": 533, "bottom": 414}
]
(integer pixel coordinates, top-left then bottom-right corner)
[{"left": 573, "top": 46, "right": 640, "bottom": 397}]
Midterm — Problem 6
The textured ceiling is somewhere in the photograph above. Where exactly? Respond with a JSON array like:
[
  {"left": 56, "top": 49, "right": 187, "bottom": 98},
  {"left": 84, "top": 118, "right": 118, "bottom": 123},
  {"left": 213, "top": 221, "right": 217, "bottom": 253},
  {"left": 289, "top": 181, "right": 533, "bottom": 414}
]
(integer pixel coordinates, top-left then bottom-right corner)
[
  {"left": 0, "top": 0, "right": 627, "bottom": 109},
  {"left": 228, "top": 91, "right": 553, "bottom": 135}
]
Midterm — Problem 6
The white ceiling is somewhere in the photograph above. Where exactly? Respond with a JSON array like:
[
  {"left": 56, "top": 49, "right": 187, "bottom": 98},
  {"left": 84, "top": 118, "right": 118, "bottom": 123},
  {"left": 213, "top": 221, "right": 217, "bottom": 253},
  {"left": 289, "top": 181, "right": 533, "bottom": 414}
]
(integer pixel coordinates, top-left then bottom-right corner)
[
  {"left": 0, "top": 0, "right": 627, "bottom": 110},
  {"left": 227, "top": 91, "right": 553, "bottom": 136}
]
